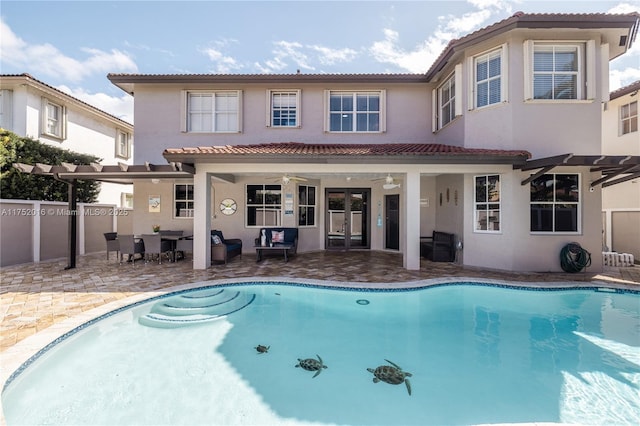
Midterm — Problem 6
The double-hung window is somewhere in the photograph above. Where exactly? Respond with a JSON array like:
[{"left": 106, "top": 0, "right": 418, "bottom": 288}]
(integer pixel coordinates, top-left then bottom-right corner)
[
  {"left": 433, "top": 65, "right": 462, "bottom": 131},
  {"left": 327, "top": 91, "right": 384, "bottom": 132},
  {"left": 524, "top": 41, "right": 594, "bottom": 101},
  {"left": 474, "top": 175, "right": 500, "bottom": 232},
  {"left": 183, "top": 90, "right": 241, "bottom": 133},
  {"left": 530, "top": 174, "right": 580, "bottom": 233},
  {"left": 474, "top": 48, "right": 503, "bottom": 108},
  {"left": 246, "top": 184, "right": 282, "bottom": 227},
  {"left": 268, "top": 90, "right": 300, "bottom": 127},
  {"left": 42, "top": 98, "right": 66, "bottom": 139},
  {"left": 116, "top": 130, "right": 131, "bottom": 159},
  {"left": 174, "top": 184, "right": 194, "bottom": 218},
  {"left": 298, "top": 185, "right": 316, "bottom": 227},
  {"left": 621, "top": 101, "right": 638, "bottom": 135}
]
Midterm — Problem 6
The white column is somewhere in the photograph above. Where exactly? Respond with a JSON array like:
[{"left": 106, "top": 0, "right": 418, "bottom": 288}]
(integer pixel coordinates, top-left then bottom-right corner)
[
  {"left": 193, "top": 171, "right": 211, "bottom": 269},
  {"left": 404, "top": 171, "right": 421, "bottom": 270}
]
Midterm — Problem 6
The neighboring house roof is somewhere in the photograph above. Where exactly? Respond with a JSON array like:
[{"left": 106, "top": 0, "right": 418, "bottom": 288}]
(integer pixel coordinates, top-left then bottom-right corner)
[
  {"left": 0, "top": 73, "right": 133, "bottom": 128},
  {"left": 610, "top": 80, "right": 640, "bottom": 100},
  {"left": 163, "top": 142, "right": 531, "bottom": 164},
  {"left": 425, "top": 11, "right": 640, "bottom": 81}
]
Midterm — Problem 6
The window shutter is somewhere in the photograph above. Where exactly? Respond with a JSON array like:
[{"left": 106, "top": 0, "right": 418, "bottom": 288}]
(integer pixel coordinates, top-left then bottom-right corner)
[
  {"left": 586, "top": 40, "right": 596, "bottom": 100},
  {"left": 265, "top": 89, "right": 272, "bottom": 127},
  {"left": 180, "top": 90, "right": 187, "bottom": 132},
  {"left": 600, "top": 43, "right": 610, "bottom": 102},
  {"left": 523, "top": 40, "right": 533, "bottom": 100},
  {"left": 296, "top": 89, "right": 302, "bottom": 128},
  {"left": 467, "top": 57, "right": 474, "bottom": 110},
  {"left": 323, "top": 90, "right": 330, "bottom": 132},
  {"left": 237, "top": 90, "right": 243, "bottom": 133},
  {"left": 501, "top": 43, "right": 508, "bottom": 103},
  {"left": 431, "top": 89, "right": 437, "bottom": 132},
  {"left": 61, "top": 105, "right": 67, "bottom": 139},
  {"left": 454, "top": 63, "right": 463, "bottom": 117},
  {"left": 379, "top": 89, "right": 386, "bottom": 132}
]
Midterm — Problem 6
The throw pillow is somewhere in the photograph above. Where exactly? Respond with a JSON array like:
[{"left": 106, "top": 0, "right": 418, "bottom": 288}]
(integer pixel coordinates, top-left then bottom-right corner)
[
  {"left": 271, "top": 230, "right": 284, "bottom": 243},
  {"left": 212, "top": 235, "right": 222, "bottom": 245}
]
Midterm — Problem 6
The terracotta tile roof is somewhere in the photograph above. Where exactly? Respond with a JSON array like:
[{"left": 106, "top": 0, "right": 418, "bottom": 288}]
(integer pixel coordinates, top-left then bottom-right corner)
[
  {"left": 164, "top": 142, "right": 531, "bottom": 161},
  {"left": 610, "top": 80, "right": 640, "bottom": 100}
]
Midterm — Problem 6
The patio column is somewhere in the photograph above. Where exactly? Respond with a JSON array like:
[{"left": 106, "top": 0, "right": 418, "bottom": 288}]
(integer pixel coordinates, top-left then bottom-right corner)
[
  {"left": 404, "top": 171, "right": 420, "bottom": 270},
  {"left": 193, "top": 170, "right": 212, "bottom": 269}
]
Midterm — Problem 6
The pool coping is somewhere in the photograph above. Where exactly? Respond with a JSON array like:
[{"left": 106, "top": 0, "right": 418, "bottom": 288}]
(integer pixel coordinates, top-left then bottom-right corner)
[{"left": 1, "top": 275, "right": 638, "bottom": 423}]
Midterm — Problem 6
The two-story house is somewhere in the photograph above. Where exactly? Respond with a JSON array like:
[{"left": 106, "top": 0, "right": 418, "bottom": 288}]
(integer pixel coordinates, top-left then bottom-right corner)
[
  {"left": 100, "top": 12, "right": 637, "bottom": 273},
  {"left": 0, "top": 73, "right": 134, "bottom": 207},
  {"left": 602, "top": 80, "right": 640, "bottom": 261}
]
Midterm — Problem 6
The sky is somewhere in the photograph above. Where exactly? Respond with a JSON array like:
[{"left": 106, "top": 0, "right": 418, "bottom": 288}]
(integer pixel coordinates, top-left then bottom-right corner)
[{"left": 1, "top": 0, "right": 639, "bottom": 124}]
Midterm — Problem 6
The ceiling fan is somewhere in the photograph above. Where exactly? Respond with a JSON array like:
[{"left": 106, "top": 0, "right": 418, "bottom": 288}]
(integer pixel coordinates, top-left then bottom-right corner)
[
  {"left": 373, "top": 174, "right": 401, "bottom": 190},
  {"left": 269, "top": 174, "right": 308, "bottom": 185}
]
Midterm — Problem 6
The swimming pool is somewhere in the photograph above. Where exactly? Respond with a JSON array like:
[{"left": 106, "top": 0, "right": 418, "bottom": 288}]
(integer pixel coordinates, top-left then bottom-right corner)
[{"left": 3, "top": 281, "right": 639, "bottom": 425}]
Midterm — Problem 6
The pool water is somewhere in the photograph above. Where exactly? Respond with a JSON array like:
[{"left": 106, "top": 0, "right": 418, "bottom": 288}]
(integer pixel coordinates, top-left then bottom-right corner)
[{"left": 3, "top": 282, "right": 640, "bottom": 425}]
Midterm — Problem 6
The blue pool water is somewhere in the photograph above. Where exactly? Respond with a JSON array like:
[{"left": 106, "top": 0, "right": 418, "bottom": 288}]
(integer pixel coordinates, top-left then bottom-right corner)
[{"left": 3, "top": 282, "right": 640, "bottom": 425}]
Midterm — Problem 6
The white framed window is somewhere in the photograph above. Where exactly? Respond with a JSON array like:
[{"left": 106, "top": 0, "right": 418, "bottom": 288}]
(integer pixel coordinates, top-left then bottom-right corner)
[
  {"left": 439, "top": 74, "right": 456, "bottom": 128},
  {"left": 116, "top": 130, "right": 131, "bottom": 159},
  {"left": 174, "top": 184, "right": 194, "bottom": 218},
  {"left": 268, "top": 90, "right": 300, "bottom": 127},
  {"left": 298, "top": 185, "right": 316, "bottom": 227},
  {"left": 42, "top": 98, "right": 66, "bottom": 139},
  {"left": 474, "top": 175, "right": 500, "bottom": 232},
  {"left": 621, "top": 101, "right": 638, "bottom": 135},
  {"left": 524, "top": 41, "right": 594, "bottom": 101},
  {"left": 182, "top": 90, "right": 241, "bottom": 133},
  {"left": 326, "top": 90, "right": 385, "bottom": 132},
  {"left": 246, "top": 184, "right": 282, "bottom": 227},
  {"left": 530, "top": 173, "right": 580, "bottom": 233},
  {"left": 433, "top": 65, "right": 462, "bottom": 131},
  {"left": 472, "top": 46, "right": 506, "bottom": 108}
]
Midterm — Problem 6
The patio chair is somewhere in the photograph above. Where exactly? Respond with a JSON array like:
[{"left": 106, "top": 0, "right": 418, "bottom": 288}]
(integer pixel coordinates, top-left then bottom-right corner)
[
  {"left": 104, "top": 232, "right": 119, "bottom": 261},
  {"left": 118, "top": 234, "right": 145, "bottom": 266},
  {"left": 141, "top": 233, "right": 173, "bottom": 264}
]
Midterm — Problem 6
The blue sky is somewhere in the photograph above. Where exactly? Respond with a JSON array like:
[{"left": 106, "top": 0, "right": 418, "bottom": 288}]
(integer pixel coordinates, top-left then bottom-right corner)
[{"left": 1, "top": 0, "right": 639, "bottom": 124}]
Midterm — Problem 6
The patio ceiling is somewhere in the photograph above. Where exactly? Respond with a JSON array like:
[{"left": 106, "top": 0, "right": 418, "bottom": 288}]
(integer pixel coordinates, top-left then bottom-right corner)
[{"left": 514, "top": 154, "right": 640, "bottom": 187}]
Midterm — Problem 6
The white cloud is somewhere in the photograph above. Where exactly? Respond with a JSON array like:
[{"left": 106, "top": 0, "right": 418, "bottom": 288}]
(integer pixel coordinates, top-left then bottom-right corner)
[
  {"left": 368, "top": 0, "right": 510, "bottom": 72},
  {"left": 0, "top": 18, "right": 137, "bottom": 82},
  {"left": 200, "top": 39, "right": 245, "bottom": 73},
  {"left": 607, "top": 2, "right": 640, "bottom": 13},
  {"left": 309, "top": 45, "right": 358, "bottom": 66},
  {"left": 609, "top": 67, "right": 640, "bottom": 91},
  {"left": 57, "top": 85, "right": 134, "bottom": 124}
]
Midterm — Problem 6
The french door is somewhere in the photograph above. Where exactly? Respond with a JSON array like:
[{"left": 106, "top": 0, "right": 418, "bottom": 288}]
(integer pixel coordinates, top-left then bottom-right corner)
[{"left": 325, "top": 189, "right": 370, "bottom": 249}]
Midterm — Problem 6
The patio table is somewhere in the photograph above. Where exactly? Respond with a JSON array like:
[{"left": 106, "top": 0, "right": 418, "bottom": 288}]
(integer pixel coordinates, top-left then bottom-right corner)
[{"left": 255, "top": 244, "right": 294, "bottom": 262}]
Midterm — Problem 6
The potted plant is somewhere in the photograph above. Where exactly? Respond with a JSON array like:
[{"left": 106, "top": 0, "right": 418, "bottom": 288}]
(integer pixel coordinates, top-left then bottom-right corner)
[{"left": 152, "top": 224, "right": 160, "bottom": 233}]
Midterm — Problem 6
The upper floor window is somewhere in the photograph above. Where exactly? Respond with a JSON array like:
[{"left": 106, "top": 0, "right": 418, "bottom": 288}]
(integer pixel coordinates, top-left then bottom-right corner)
[
  {"left": 530, "top": 173, "right": 580, "bottom": 233},
  {"left": 474, "top": 175, "right": 500, "bottom": 232},
  {"left": 438, "top": 74, "right": 456, "bottom": 127},
  {"left": 42, "top": 98, "right": 66, "bottom": 139},
  {"left": 327, "top": 90, "right": 384, "bottom": 132},
  {"left": 268, "top": 90, "right": 300, "bottom": 127},
  {"left": 183, "top": 90, "right": 241, "bottom": 133},
  {"left": 298, "top": 185, "right": 316, "bottom": 227},
  {"left": 524, "top": 41, "right": 595, "bottom": 101},
  {"left": 174, "top": 184, "right": 194, "bottom": 218},
  {"left": 474, "top": 47, "right": 504, "bottom": 108},
  {"left": 621, "top": 101, "right": 638, "bottom": 135},
  {"left": 116, "top": 130, "right": 131, "bottom": 159},
  {"left": 246, "top": 184, "right": 282, "bottom": 227}
]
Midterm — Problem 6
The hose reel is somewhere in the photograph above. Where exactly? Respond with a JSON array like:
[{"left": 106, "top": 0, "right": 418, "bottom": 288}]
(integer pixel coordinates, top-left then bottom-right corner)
[{"left": 560, "top": 242, "right": 592, "bottom": 273}]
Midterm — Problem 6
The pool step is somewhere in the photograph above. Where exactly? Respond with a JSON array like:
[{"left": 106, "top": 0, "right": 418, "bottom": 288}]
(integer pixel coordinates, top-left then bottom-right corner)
[{"left": 138, "top": 288, "right": 256, "bottom": 328}]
